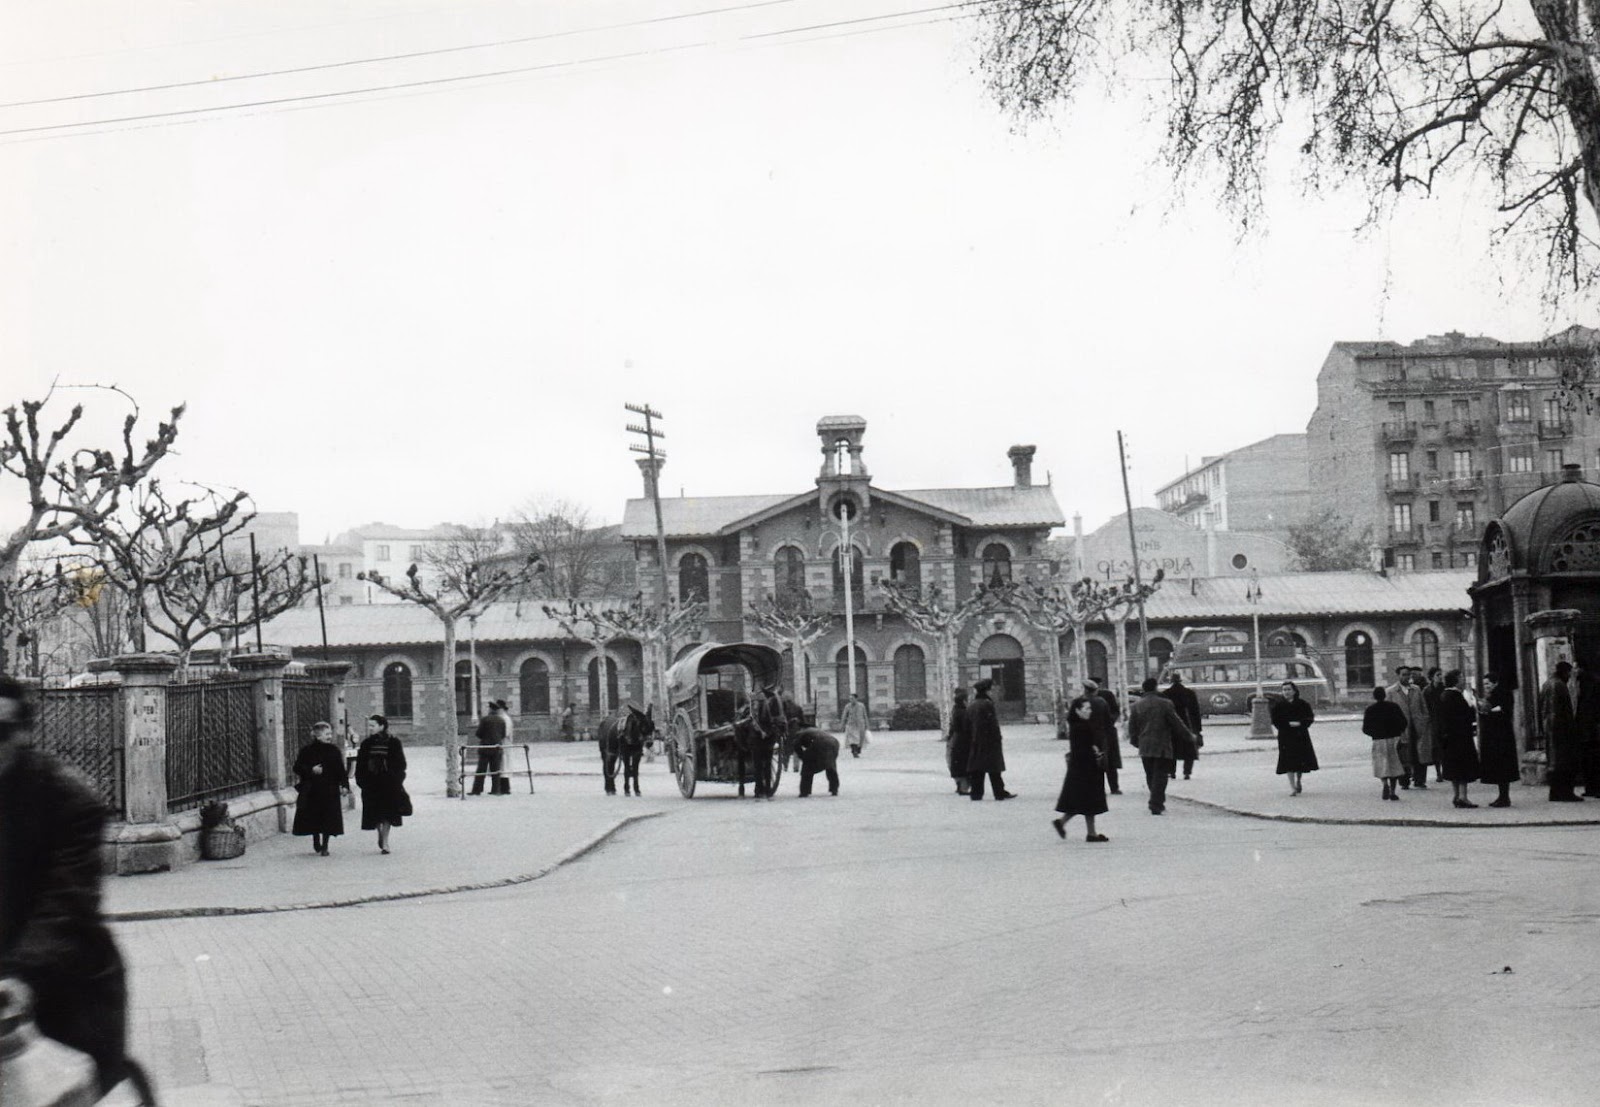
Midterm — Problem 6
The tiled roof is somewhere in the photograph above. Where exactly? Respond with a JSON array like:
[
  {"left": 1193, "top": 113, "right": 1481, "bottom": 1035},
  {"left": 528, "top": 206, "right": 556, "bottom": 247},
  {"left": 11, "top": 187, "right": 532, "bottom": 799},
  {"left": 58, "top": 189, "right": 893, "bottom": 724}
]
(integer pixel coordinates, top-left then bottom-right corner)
[
  {"left": 1142, "top": 571, "right": 1475, "bottom": 620},
  {"left": 262, "top": 601, "right": 597, "bottom": 649},
  {"left": 620, "top": 494, "right": 798, "bottom": 538},
  {"left": 895, "top": 485, "right": 1067, "bottom": 528}
]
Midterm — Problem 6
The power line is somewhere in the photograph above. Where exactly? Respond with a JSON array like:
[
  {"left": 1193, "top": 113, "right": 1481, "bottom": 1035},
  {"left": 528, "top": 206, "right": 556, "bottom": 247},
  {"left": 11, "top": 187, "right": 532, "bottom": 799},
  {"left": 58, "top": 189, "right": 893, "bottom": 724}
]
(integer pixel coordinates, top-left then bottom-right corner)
[{"left": 0, "top": 0, "right": 991, "bottom": 140}]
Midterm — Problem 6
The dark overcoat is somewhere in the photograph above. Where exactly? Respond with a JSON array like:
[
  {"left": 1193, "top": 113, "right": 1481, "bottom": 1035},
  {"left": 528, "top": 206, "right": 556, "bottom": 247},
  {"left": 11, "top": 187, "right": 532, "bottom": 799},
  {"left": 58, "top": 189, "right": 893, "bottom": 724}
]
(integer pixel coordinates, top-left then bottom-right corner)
[
  {"left": 1055, "top": 708, "right": 1107, "bottom": 817},
  {"left": 292, "top": 740, "right": 348, "bottom": 836},
  {"left": 791, "top": 727, "right": 840, "bottom": 772},
  {"left": 946, "top": 701, "right": 973, "bottom": 780},
  {"left": 1163, "top": 682, "right": 1204, "bottom": 740},
  {"left": 1093, "top": 690, "right": 1122, "bottom": 771},
  {"left": 1270, "top": 696, "right": 1319, "bottom": 774},
  {"left": 965, "top": 693, "right": 1006, "bottom": 774},
  {"left": 1477, "top": 685, "right": 1520, "bottom": 784},
  {"left": 1127, "top": 693, "right": 1192, "bottom": 761},
  {"left": 1422, "top": 682, "right": 1445, "bottom": 764},
  {"left": 354, "top": 731, "right": 410, "bottom": 829},
  {"left": 1540, "top": 676, "right": 1580, "bottom": 775},
  {"left": 0, "top": 744, "right": 128, "bottom": 1091},
  {"left": 1438, "top": 687, "right": 1480, "bottom": 783}
]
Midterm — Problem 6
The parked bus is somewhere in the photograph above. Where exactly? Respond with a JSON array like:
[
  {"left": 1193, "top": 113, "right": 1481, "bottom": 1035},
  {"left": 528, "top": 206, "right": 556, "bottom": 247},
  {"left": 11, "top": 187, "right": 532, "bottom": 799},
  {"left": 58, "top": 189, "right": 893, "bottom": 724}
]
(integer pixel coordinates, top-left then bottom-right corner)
[{"left": 1156, "top": 626, "right": 1333, "bottom": 715}]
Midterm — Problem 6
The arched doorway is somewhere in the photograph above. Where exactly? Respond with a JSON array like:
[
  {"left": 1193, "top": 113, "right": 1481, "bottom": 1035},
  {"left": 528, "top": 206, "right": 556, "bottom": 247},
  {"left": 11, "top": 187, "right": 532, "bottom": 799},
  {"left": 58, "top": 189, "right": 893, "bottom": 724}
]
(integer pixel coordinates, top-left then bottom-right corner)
[
  {"left": 1149, "top": 636, "right": 1175, "bottom": 675},
  {"left": 1085, "top": 640, "right": 1109, "bottom": 683},
  {"left": 977, "top": 633, "right": 1026, "bottom": 720},
  {"left": 835, "top": 645, "right": 868, "bottom": 712},
  {"left": 1345, "top": 631, "right": 1375, "bottom": 691}
]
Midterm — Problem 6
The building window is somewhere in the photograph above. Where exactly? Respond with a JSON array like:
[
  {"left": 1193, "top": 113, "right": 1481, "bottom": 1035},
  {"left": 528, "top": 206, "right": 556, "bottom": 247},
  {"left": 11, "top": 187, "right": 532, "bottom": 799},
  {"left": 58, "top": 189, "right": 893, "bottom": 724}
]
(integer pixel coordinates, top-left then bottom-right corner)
[
  {"left": 1544, "top": 398, "right": 1564, "bottom": 423},
  {"left": 1425, "top": 450, "right": 1438, "bottom": 472},
  {"left": 1460, "top": 551, "right": 1478, "bottom": 568},
  {"left": 835, "top": 645, "right": 869, "bottom": 711},
  {"left": 1431, "top": 551, "right": 1444, "bottom": 570},
  {"left": 1423, "top": 400, "right": 1436, "bottom": 421},
  {"left": 1397, "top": 553, "right": 1416, "bottom": 571},
  {"left": 889, "top": 542, "right": 922, "bottom": 596},
  {"left": 1345, "top": 632, "right": 1375, "bottom": 688},
  {"left": 832, "top": 545, "right": 865, "bottom": 606},
  {"left": 1509, "top": 360, "right": 1529, "bottom": 378},
  {"left": 338, "top": 562, "right": 352, "bottom": 579},
  {"left": 893, "top": 644, "right": 927, "bottom": 702},
  {"left": 1507, "top": 446, "right": 1534, "bottom": 473},
  {"left": 1505, "top": 393, "right": 1531, "bottom": 421},
  {"left": 338, "top": 596, "right": 354, "bottom": 606},
  {"left": 1547, "top": 448, "right": 1565, "bottom": 472},
  {"left": 774, "top": 546, "right": 807, "bottom": 604},
  {"left": 1452, "top": 450, "right": 1473, "bottom": 478},
  {"left": 1455, "top": 503, "right": 1476, "bottom": 529},
  {"left": 1085, "top": 640, "right": 1109, "bottom": 681},
  {"left": 382, "top": 662, "right": 413, "bottom": 719},
  {"left": 1388, "top": 452, "right": 1410, "bottom": 480},
  {"left": 409, "top": 545, "right": 424, "bottom": 560},
  {"left": 376, "top": 544, "right": 391, "bottom": 561},
  {"left": 1452, "top": 399, "right": 1470, "bottom": 420},
  {"left": 678, "top": 552, "right": 710, "bottom": 603},
  {"left": 1388, "top": 400, "right": 1407, "bottom": 416},
  {"left": 587, "top": 656, "right": 619, "bottom": 712},
  {"left": 454, "top": 660, "right": 481, "bottom": 716},
  {"left": 981, "top": 543, "right": 1012, "bottom": 587},
  {"left": 1413, "top": 628, "right": 1440, "bottom": 671},
  {"left": 519, "top": 658, "right": 550, "bottom": 715},
  {"left": 1428, "top": 501, "right": 1440, "bottom": 523},
  {"left": 1391, "top": 503, "right": 1412, "bottom": 530}
]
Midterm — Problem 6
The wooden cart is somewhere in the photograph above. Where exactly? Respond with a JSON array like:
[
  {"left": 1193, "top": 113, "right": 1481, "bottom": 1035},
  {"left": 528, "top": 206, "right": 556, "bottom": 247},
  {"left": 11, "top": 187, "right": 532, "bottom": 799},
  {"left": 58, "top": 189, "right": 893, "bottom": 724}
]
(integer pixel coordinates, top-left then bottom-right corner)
[{"left": 663, "top": 642, "right": 785, "bottom": 799}]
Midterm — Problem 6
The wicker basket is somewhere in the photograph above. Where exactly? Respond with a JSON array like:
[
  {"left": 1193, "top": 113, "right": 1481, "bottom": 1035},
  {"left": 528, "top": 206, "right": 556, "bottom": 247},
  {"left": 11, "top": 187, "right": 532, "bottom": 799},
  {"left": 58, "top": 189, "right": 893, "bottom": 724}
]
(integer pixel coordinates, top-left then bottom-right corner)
[{"left": 200, "top": 824, "right": 246, "bottom": 861}]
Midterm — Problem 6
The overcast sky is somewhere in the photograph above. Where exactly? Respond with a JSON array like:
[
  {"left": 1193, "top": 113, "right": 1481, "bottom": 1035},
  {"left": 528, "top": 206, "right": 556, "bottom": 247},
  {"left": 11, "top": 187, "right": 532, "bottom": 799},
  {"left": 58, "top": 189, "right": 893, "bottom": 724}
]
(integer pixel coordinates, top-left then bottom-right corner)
[{"left": 1, "top": 0, "right": 1577, "bottom": 547}]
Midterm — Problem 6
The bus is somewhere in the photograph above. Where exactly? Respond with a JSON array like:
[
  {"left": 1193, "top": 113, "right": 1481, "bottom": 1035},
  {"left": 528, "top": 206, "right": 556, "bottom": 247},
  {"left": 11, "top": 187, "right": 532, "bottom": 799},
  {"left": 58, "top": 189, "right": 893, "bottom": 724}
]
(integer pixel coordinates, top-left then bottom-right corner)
[{"left": 1156, "top": 626, "right": 1333, "bottom": 715}]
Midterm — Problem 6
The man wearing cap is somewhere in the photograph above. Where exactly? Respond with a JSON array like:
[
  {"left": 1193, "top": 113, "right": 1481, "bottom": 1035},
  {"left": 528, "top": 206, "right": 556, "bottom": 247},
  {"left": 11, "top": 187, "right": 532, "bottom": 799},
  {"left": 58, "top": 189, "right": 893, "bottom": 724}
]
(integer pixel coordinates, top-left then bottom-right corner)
[
  {"left": 966, "top": 678, "right": 1017, "bottom": 801},
  {"left": 751, "top": 681, "right": 787, "bottom": 800},
  {"left": 471, "top": 699, "right": 509, "bottom": 795}
]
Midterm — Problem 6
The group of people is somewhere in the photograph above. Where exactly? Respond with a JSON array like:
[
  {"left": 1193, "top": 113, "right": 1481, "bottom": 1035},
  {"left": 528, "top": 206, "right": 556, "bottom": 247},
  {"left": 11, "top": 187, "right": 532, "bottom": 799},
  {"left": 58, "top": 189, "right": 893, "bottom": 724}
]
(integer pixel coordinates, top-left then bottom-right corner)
[
  {"left": 290, "top": 714, "right": 412, "bottom": 855},
  {"left": 1362, "top": 666, "right": 1522, "bottom": 807}
]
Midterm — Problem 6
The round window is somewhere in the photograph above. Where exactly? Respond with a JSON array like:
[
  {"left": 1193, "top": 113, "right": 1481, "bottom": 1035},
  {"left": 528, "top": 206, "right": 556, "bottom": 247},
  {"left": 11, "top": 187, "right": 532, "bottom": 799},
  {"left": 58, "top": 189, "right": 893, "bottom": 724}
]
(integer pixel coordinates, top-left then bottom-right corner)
[{"left": 1231, "top": 553, "right": 1249, "bottom": 570}]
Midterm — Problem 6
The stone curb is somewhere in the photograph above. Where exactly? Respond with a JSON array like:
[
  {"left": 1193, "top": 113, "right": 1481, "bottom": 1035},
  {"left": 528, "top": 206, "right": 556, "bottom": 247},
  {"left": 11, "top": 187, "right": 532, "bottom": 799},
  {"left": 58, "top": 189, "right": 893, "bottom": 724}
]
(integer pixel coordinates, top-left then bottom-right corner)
[
  {"left": 1169, "top": 793, "right": 1600, "bottom": 829},
  {"left": 108, "top": 811, "right": 666, "bottom": 923}
]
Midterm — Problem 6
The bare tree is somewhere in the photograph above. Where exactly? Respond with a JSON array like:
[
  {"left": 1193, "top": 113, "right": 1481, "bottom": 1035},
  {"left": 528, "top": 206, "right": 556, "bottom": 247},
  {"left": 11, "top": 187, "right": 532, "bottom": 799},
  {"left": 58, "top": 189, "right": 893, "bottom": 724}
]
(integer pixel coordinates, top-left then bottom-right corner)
[
  {"left": 0, "top": 387, "right": 182, "bottom": 668},
  {"left": 977, "top": 2, "right": 1600, "bottom": 304},
  {"left": 987, "top": 574, "right": 1123, "bottom": 728},
  {"left": 745, "top": 592, "right": 834, "bottom": 709},
  {"left": 545, "top": 594, "right": 707, "bottom": 720},
  {"left": 509, "top": 500, "right": 633, "bottom": 600},
  {"left": 878, "top": 581, "right": 1008, "bottom": 736},
  {"left": 147, "top": 540, "right": 319, "bottom": 672},
  {"left": 360, "top": 526, "right": 543, "bottom": 797},
  {"left": 0, "top": 559, "right": 71, "bottom": 678}
]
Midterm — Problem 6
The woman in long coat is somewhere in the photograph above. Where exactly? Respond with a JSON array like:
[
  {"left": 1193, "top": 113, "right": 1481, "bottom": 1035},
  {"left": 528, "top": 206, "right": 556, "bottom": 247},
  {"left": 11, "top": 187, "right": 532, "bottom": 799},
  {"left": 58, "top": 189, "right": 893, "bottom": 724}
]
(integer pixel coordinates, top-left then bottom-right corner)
[
  {"left": 946, "top": 690, "right": 972, "bottom": 795},
  {"left": 1269, "top": 681, "right": 1319, "bottom": 795},
  {"left": 1363, "top": 686, "right": 1408, "bottom": 801},
  {"left": 292, "top": 721, "right": 349, "bottom": 855},
  {"left": 354, "top": 714, "right": 410, "bottom": 854},
  {"left": 1477, "top": 673, "right": 1519, "bottom": 807},
  {"left": 1053, "top": 696, "right": 1109, "bottom": 842},
  {"left": 965, "top": 678, "right": 1014, "bottom": 801},
  {"left": 1438, "top": 670, "right": 1481, "bottom": 807}
]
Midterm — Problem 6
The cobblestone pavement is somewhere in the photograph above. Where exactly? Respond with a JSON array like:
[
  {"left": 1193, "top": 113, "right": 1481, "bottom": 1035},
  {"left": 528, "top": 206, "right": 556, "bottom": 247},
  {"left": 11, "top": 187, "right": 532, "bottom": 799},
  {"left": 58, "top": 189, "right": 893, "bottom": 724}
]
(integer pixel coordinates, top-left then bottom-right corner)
[{"left": 113, "top": 723, "right": 1600, "bottom": 1106}]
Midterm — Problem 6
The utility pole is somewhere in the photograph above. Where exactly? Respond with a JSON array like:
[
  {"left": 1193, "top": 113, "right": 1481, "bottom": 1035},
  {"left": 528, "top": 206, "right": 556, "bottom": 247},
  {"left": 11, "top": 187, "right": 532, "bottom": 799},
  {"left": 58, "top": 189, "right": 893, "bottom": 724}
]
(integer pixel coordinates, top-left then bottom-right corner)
[
  {"left": 1117, "top": 431, "right": 1151, "bottom": 683},
  {"left": 1247, "top": 569, "right": 1273, "bottom": 739},
  {"left": 626, "top": 402, "right": 673, "bottom": 710}
]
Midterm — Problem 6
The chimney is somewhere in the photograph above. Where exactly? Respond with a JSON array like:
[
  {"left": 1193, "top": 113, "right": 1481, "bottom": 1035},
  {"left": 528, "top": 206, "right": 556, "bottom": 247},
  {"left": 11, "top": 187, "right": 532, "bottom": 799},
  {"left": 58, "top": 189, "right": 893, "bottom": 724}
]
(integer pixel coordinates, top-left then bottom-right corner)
[
  {"left": 636, "top": 456, "right": 665, "bottom": 498},
  {"left": 1562, "top": 462, "right": 1583, "bottom": 483},
  {"left": 1008, "top": 445, "right": 1036, "bottom": 489}
]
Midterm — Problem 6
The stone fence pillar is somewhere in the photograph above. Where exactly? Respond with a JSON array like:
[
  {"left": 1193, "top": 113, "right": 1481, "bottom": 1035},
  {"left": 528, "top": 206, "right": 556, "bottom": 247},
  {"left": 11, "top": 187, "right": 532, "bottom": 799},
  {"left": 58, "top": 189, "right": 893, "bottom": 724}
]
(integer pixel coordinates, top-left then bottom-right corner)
[
  {"left": 233, "top": 649, "right": 292, "bottom": 790},
  {"left": 304, "top": 660, "right": 354, "bottom": 739},
  {"left": 101, "top": 653, "right": 178, "bottom": 873}
]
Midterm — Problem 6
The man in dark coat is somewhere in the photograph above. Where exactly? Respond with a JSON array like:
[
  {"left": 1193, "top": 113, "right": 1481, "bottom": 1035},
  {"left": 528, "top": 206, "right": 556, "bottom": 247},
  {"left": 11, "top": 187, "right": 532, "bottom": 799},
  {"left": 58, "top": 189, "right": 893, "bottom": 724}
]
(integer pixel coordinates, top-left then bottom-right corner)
[
  {"left": 1127, "top": 677, "right": 1196, "bottom": 815},
  {"left": 790, "top": 726, "right": 841, "bottom": 797},
  {"left": 946, "top": 689, "right": 973, "bottom": 795},
  {"left": 1163, "top": 672, "right": 1204, "bottom": 780},
  {"left": 966, "top": 678, "right": 1016, "bottom": 801},
  {"left": 1088, "top": 677, "right": 1123, "bottom": 795},
  {"left": 1572, "top": 662, "right": 1600, "bottom": 798},
  {"left": 0, "top": 674, "right": 130, "bottom": 1095},
  {"left": 1541, "top": 661, "right": 1584, "bottom": 801},
  {"left": 471, "top": 700, "right": 509, "bottom": 795}
]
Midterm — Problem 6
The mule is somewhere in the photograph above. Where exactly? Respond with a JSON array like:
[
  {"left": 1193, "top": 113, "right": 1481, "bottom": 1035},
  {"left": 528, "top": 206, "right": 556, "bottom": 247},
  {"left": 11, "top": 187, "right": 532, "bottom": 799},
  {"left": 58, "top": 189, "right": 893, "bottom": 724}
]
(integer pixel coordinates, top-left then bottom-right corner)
[{"left": 596, "top": 704, "right": 656, "bottom": 796}]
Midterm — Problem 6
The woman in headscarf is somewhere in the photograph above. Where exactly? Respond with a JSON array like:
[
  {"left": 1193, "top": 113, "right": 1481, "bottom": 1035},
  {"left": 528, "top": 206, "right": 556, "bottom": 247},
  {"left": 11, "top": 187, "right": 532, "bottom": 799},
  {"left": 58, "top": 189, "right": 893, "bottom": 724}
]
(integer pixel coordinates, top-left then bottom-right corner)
[
  {"left": 1269, "top": 681, "right": 1319, "bottom": 796},
  {"left": 354, "top": 714, "right": 410, "bottom": 854},
  {"left": 1052, "top": 695, "right": 1109, "bottom": 843}
]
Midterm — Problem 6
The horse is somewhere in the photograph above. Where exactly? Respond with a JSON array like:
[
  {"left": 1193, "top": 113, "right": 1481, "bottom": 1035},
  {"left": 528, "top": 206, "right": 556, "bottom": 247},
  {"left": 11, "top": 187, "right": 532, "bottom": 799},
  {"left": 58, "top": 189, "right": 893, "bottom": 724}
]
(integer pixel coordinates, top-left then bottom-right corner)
[{"left": 596, "top": 704, "right": 656, "bottom": 796}]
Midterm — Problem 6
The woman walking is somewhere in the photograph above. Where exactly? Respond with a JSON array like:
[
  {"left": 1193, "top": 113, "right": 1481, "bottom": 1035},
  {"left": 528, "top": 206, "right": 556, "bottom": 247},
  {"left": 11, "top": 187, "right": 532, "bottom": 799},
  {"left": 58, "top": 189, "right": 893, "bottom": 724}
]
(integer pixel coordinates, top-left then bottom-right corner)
[
  {"left": 1438, "top": 670, "right": 1482, "bottom": 808},
  {"left": 354, "top": 714, "right": 411, "bottom": 853},
  {"left": 946, "top": 689, "right": 973, "bottom": 795},
  {"left": 1477, "top": 673, "right": 1519, "bottom": 807},
  {"left": 1269, "top": 681, "right": 1319, "bottom": 795},
  {"left": 1052, "top": 695, "right": 1109, "bottom": 843},
  {"left": 1363, "top": 686, "right": 1408, "bottom": 801},
  {"left": 292, "top": 721, "right": 349, "bottom": 856}
]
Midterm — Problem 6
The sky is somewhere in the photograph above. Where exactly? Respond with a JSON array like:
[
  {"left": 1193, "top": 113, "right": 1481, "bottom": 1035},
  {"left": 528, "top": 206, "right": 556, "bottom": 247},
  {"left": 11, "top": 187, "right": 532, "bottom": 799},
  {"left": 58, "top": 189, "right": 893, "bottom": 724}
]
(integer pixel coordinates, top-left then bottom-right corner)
[{"left": 0, "top": 0, "right": 1583, "bottom": 547}]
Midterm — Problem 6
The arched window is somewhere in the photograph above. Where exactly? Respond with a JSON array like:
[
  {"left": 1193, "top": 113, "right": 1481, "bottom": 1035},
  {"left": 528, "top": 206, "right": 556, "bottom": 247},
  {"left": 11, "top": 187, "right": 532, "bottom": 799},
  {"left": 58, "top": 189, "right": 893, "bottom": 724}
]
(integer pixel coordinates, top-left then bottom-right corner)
[
  {"left": 982, "top": 543, "right": 1012, "bottom": 587},
  {"left": 832, "top": 545, "right": 865, "bottom": 607},
  {"left": 382, "top": 662, "right": 413, "bottom": 719},
  {"left": 1268, "top": 630, "right": 1309, "bottom": 653},
  {"left": 781, "top": 647, "right": 796, "bottom": 695},
  {"left": 893, "top": 644, "right": 927, "bottom": 702},
  {"left": 835, "top": 645, "right": 868, "bottom": 710},
  {"left": 889, "top": 541, "right": 922, "bottom": 596},
  {"left": 1345, "top": 631, "right": 1376, "bottom": 689},
  {"left": 588, "top": 655, "right": 620, "bottom": 712},
  {"left": 774, "top": 546, "right": 807, "bottom": 604},
  {"left": 1085, "top": 640, "right": 1109, "bottom": 682},
  {"left": 1413, "top": 628, "right": 1440, "bottom": 673},
  {"left": 519, "top": 658, "right": 550, "bottom": 715},
  {"left": 454, "top": 660, "right": 482, "bottom": 717},
  {"left": 1149, "top": 636, "right": 1175, "bottom": 674},
  {"left": 679, "top": 552, "right": 709, "bottom": 604}
]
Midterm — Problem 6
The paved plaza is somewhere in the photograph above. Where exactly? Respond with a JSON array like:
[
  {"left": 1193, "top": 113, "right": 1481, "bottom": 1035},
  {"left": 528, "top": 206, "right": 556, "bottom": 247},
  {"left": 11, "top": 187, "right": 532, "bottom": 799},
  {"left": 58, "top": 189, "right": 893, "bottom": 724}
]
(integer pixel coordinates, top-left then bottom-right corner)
[{"left": 109, "top": 721, "right": 1600, "bottom": 1106}]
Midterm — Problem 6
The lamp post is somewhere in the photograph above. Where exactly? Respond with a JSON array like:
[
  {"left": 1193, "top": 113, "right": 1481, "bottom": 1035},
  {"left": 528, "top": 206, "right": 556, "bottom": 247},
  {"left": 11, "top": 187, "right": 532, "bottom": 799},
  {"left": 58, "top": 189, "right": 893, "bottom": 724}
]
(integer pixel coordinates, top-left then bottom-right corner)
[{"left": 1247, "top": 570, "right": 1273, "bottom": 739}]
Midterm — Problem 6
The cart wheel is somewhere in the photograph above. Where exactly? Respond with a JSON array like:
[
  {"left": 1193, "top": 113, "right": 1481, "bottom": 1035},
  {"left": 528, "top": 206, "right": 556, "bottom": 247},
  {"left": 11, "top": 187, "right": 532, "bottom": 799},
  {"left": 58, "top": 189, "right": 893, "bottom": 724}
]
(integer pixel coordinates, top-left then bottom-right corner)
[{"left": 672, "top": 710, "right": 696, "bottom": 799}]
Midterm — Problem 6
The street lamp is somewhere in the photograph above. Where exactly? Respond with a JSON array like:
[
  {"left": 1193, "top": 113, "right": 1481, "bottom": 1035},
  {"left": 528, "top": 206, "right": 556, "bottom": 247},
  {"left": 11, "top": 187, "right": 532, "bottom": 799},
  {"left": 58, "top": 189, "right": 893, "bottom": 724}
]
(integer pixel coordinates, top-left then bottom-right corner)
[{"left": 1247, "top": 570, "right": 1273, "bottom": 739}]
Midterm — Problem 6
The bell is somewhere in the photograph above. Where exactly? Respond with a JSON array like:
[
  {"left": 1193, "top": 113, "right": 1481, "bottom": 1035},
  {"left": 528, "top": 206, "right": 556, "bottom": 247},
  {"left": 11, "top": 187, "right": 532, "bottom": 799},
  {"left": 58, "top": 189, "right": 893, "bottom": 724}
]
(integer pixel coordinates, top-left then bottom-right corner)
[{"left": 0, "top": 983, "right": 99, "bottom": 1107}]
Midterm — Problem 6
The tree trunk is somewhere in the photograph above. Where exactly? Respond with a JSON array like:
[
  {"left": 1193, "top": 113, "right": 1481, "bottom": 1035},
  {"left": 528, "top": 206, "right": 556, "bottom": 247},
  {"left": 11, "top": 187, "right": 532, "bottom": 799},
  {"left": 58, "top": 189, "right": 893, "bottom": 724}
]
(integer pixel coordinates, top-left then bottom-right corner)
[
  {"left": 1530, "top": 0, "right": 1600, "bottom": 231},
  {"left": 442, "top": 618, "right": 461, "bottom": 798},
  {"left": 1071, "top": 620, "right": 1088, "bottom": 692},
  {"left": 1046, "top": 629, "right": 1064, "bottom": 731},
  {"left": 1112, "top": 611, "right": 1130, "bottom": 699}
]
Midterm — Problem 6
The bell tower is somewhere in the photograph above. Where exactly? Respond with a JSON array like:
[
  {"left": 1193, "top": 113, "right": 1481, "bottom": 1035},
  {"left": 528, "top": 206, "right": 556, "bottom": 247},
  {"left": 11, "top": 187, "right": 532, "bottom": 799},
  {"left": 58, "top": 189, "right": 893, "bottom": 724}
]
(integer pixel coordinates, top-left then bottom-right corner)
[{"left": 815, "top": 415, "right": 871, "bottom": 522}]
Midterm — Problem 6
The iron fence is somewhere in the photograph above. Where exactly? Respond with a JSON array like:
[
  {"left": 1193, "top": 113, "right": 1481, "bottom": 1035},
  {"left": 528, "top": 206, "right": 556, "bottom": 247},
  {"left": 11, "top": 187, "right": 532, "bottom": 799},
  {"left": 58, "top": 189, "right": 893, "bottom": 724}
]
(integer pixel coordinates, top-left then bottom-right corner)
[
  {"left": 282, "top": 679, "right": 333, "bottom": 775},
  {"left": 166, "top": 680, "right": 260, "bottom": 810},
  {"left": 35, "top": 687, "right": 123, "bottom": 817}
]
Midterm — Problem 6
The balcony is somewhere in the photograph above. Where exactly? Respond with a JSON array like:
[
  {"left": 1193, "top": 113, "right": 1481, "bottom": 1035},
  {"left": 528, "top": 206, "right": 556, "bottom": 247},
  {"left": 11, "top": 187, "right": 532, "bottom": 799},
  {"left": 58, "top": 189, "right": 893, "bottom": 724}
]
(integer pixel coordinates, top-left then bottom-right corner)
[
  {"left": 1180, "top": 490, "right": 1209, "bottom": 508},
  {"left": 1498, "top": 415, "right": 1534, "bottom": 435},
  {"left": 1387, "top": 526, "right": 1424, "bottom": 546},
  {"left": 1450, "top": 522, "right": 1480, "bottom": 542},
  {"left": 1384, "top": 473, "right": 1419, "bottom": 493},
  {"left": 1444, "top": 419, "right": 1479, "bottom": 441},
  {"left": 1538, "top": 418, "right": 1573, "bottom": 439},
  {"left": 1380, "top": 420, "right": 1418, "bottom": 442},
  {"left": 1446, "top": 470, "right": 1484, "bottom": 491}
]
